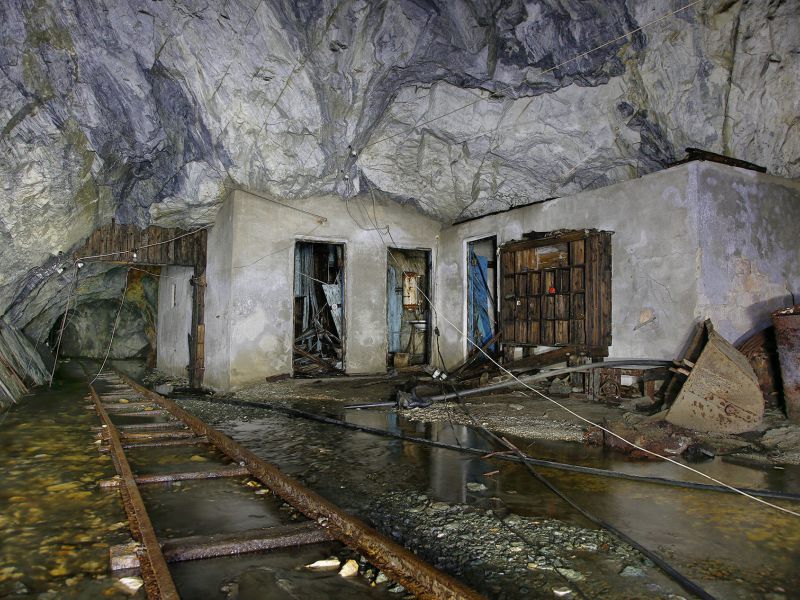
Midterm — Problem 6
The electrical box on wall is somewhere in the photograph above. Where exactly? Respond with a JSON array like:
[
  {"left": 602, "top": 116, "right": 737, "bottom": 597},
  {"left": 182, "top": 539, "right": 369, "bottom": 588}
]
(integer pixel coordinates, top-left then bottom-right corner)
[{"left": 402, "top": 271, "right": 420, "bottom": 309}]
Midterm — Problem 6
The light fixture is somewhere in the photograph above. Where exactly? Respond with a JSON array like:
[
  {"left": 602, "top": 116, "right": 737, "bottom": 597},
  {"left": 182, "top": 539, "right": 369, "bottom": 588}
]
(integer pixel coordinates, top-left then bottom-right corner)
[
  {"left": 131, "top": 251, "right": 138, "bottom": 261},
  {"left": 76, "top": 261, "right": 84, "bottom": 269}
]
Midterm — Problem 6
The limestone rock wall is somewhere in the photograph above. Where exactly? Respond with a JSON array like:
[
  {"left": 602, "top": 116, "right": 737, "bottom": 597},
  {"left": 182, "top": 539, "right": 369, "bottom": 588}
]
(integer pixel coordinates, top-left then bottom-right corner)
[{"left": 1, "top": 0, "right": 798, "bottom": 335}]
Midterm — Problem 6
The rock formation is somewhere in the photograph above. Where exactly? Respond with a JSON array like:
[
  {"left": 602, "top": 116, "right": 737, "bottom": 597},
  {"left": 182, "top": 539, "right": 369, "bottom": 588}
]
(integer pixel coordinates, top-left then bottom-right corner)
[{"left": 1, "top": 0, "right": 798, "bottom": 358}]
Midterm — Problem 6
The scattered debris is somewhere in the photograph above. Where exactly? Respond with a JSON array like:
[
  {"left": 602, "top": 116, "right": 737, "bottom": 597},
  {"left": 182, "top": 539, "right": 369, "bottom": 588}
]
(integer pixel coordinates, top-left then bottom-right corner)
[
  {"left": 115, "top": 576, "right": 144, "bottom": 595},
  {"left": 735, "top": 326, "right": 783, "bottom": 408},
  {"left": 338, "top": 558, "right": 359, "bottom": 577},
  {"left": 304, "top": 557, "right": 341, "bottom": 571}
]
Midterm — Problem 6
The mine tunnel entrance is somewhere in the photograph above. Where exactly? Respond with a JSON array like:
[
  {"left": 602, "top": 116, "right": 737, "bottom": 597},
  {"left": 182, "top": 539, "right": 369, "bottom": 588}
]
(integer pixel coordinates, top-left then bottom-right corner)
[
  {"left": 50, "top": 266, "right": 160, "bottom": 367},
  {"left": 48, "top": 222, "right": 209, "bottom": 387}
]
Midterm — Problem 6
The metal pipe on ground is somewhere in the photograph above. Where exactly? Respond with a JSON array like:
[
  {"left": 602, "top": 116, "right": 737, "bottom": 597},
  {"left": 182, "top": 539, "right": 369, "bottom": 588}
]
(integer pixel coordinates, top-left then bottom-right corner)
[
  {"left": 418, "top": 359, "right": 672, "bottom": 403},
  {"left": 115, "top": 371, "right": 486, "bottom": 600}
]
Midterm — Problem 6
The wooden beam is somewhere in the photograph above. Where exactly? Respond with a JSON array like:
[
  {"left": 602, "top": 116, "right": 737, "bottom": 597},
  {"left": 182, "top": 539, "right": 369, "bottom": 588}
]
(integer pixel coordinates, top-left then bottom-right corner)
[{"left": 109, "top": 523, "right": 331, "bottom": 570}]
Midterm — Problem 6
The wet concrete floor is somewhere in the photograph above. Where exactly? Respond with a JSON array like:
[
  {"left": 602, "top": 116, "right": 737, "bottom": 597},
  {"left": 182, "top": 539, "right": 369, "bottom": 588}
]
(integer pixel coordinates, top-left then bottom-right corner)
[{"left": 175, "top": 393, "right": 800, "bottom": 600}]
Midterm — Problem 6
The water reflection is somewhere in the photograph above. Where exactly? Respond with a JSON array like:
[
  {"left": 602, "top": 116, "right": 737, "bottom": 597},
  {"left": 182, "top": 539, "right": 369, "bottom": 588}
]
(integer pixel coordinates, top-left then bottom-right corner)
[{"left": 180, "top": 397, "right": 800, "bottom": 598}]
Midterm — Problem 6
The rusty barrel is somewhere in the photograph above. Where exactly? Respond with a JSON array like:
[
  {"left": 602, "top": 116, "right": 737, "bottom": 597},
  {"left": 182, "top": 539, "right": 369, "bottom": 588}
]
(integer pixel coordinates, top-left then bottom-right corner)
[{"left": 773, "top": 305, "right": 800, "bottom": 423}]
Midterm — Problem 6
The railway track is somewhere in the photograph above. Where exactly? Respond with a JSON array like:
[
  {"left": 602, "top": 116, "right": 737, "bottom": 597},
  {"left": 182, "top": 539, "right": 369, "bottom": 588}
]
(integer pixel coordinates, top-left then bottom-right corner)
[{"left": 83, "top": 365, "right": 485, "bottom": 600}]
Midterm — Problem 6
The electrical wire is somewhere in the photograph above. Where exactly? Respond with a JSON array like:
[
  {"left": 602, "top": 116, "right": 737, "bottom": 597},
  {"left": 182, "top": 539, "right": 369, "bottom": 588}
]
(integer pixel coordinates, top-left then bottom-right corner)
[
  {"left": 48, "top": 264, "right": 80, "bottom": 387},
  {"left": 449, "top": 390, "right": 715, "bottom": 600},
  {"left": 235, "top": 188, "right": 328, "bottom": 223},
  {"left": 178, "top": 394, "right": 800, "bottom": 501},
  {"left": 90, "top": 269, "right": 130, "bottom": 384}
]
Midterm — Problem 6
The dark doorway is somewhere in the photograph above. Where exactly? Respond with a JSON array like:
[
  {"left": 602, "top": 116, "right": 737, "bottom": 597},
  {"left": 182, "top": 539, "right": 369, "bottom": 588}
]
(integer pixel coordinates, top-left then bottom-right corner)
[
  {"left": 293, "top": 241, "right": 345, "bottom": 377},
  {"left": 467, "top": 237, "right": 498, "bottom": 357},
  {"left": 387, "top": 248, "right": 431, "bottom": 368}
]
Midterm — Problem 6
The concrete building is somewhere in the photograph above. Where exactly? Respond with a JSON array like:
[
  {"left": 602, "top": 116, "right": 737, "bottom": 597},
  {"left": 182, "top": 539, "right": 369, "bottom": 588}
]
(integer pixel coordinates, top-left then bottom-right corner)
[{"left": 155, "top": 160, "right": 799, "bottom": 391}]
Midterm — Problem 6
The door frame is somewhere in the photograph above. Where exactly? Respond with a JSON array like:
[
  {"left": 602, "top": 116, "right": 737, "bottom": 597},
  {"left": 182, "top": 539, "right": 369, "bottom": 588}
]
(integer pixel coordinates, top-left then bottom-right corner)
[
  {"left": 291, "top": 238, "right": 348, "bottom": 376},
  {"left": 385, "top": 246, "right": 433, "bottom": 366},
  {"left": 462, "top": 234, "right": 499, "bottom": 361}
]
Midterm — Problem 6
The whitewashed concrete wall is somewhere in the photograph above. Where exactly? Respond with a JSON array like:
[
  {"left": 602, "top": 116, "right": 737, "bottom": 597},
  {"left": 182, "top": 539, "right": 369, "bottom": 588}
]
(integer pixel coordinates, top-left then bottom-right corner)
[
  {"left": 204, "top": 198, "right": 235, "bottom": 390},
  {"left": 693, "top": 162, "right": 800, "bottom": 344},
  {"left": 435, "top": 162, "right": 800, "bottom": 368},
  {"left": 204, "top": 190, "right": 441, "bottom": 390},
  {"left": 156, "top": 266, "right": 193, "bottom": 378},
  {"left": 435, "top": 164, "right": 700, "bottom": 368},
  {"left": 202, "top": 163, "right": 800, "bottom": 389}
]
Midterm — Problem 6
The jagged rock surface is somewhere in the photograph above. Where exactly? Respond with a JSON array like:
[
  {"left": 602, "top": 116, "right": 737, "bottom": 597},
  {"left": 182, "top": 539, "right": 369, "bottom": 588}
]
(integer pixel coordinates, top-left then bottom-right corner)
[{"left": 1, "top": 0, "right": 798, "bottom": 339}]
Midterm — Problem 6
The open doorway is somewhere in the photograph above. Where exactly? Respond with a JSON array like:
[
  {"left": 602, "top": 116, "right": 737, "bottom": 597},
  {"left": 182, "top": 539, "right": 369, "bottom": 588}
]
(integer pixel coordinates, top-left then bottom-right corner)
[
  {"left": 387, "top": 248, "right": 431, "bottom": 368},
  {"left": 293, "top": 241, "right": 345, "bottom": 377},
  {"left": 466, "top": 236, "right": 498, "bottom": 357}
]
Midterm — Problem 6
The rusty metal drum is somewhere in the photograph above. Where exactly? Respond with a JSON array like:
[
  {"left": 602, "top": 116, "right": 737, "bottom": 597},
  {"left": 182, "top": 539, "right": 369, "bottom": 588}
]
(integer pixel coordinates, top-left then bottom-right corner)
[{"left": 773, "top": 305, "right": 800, "bottom": 423}]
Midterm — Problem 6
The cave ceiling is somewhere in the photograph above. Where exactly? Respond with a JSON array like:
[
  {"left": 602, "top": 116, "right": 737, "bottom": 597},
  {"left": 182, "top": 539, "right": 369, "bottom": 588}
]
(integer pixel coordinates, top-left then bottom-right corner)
[{"left": 1, "top": 0, "right": 798, "bottom": 331}]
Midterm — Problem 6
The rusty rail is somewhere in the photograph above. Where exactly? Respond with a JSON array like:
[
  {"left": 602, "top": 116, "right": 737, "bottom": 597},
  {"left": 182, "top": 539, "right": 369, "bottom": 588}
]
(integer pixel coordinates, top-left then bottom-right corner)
[
  {"left": 115, "top": 370, "right": 486, "bottom": 600},
  {"left": 87, "top": 384, "right": 180, "bottom": 600}
]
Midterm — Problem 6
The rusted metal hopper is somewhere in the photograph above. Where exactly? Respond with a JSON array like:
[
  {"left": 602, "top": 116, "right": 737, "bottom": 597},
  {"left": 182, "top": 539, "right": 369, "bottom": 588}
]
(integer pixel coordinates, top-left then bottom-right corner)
[{"left": 666, "top": 322, "right": 763, "bottom": 433}]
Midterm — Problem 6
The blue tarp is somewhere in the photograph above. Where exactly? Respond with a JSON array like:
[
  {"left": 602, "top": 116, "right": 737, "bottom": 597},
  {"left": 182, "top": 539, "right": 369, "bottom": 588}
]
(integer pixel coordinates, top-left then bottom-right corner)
[
  {"left": 468, "top": 249, "right": 496, "bottom": 353},
  {"left": 387, "top": 266, "right": 402, "bottom": 352}
]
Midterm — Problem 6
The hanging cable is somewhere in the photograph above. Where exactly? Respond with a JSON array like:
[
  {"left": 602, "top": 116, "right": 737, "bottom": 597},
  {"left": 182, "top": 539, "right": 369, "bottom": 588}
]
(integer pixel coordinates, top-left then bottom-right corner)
[
  {"left": 90, "top": 269, "right": 130, "bottom": 384},
  {"left": 48, "top": 264, "right": 80, "bottom": 387}
]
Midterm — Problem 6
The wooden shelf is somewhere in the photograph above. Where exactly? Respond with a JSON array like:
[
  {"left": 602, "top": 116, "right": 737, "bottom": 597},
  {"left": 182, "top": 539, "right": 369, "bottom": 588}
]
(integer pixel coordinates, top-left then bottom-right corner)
[{"left": 499, "top": 230, "right": 612, "bottom": 355}]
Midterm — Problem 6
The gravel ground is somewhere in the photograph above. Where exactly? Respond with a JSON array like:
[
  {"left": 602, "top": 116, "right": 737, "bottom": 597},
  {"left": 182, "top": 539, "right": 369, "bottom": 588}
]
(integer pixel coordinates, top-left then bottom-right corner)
[{"left": 369, "top": 491, "right": 688, "bottom": 600}]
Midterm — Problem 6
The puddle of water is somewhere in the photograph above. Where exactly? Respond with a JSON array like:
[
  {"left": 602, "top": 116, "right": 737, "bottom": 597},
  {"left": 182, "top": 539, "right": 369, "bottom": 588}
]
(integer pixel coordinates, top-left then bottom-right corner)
[
  {"left": 141, "top": 478, "right": 286, "bottom": 538},
  {"left": 177, "top": 395, "right": 800, "bottom": 598},
  {"left": 171, "top": 546, "right": 395, "bottom": 600},
  {"left": 126, "top": 444, "right": 232, "bottom": 475},
  {"left": 0, "top": 366, "right": 405, "bottom": 600}
]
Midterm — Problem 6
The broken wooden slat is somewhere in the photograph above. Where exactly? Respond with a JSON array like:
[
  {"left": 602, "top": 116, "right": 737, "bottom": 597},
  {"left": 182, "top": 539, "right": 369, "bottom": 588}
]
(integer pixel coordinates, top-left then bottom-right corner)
[
  {"left": 293, "top": 345, "right": 342, "bottom": 373},
  {"left": 99, "top": 466, "right": 250, "bottom": 488},
  {"left": 100, "top": 437, "right": 208, "bottom": 451},
  {"left": 161, "top": 522, "right": 331, "bottom": 562},
  {"left": 109, "top": 522, "right": 331, "bottom": 570}
]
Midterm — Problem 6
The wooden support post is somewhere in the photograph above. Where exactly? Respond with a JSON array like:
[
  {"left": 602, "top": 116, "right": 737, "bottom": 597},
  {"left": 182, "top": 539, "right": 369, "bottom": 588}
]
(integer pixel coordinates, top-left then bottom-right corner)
[{"left": 189, "top": 267, "right": 206, "bottom": 389}]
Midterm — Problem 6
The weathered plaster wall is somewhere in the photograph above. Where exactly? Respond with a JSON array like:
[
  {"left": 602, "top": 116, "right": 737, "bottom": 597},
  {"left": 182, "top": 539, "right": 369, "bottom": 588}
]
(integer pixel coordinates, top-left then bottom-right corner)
[
  {"left": 435, "top": 164, "right": 700, "bottom": 368},
  {"left": 207, "top": 190, "right": 441, "bottom": 390},
  {"left": 203, "top": 199, "right": 235, "bottom": 390},
  {"left": 156, "top": 266, "right": 193, "bottom": 378},
  {"left": 693, "top": 162, "right": 800, "bottom": 344}
]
